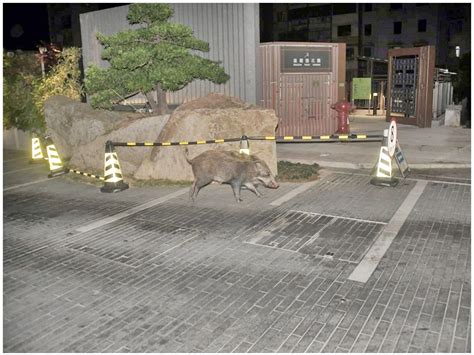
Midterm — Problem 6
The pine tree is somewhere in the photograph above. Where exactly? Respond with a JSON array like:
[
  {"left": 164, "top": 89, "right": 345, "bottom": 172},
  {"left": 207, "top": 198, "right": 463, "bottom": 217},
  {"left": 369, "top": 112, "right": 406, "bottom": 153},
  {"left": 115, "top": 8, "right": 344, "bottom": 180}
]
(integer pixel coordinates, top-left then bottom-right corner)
[{"left": 85, "top": 3, "right": 230, "bottom": 114}]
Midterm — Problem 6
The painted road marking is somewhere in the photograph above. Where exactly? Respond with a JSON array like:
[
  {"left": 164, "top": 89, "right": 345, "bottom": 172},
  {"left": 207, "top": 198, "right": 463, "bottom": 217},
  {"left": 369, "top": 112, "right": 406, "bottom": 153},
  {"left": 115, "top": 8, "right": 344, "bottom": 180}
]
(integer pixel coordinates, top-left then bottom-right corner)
[
  {"left": 3, "top": 157, "right": 30, "bottom": 163},
  {"left": 332, "top": 170, "right": 471, "bottom": 187},
  {"left": 75, "top": 188, "right": 188, "bottom": 233},
  {"left": 3, "top": 178, "right": 52, "bottom": 192},
  {"left": 348, "top": 180, "right": 428, "bottom": 283},
  {"left": 290, "top": 209, "right": 387, "bottom": 225},
  {"left": 270, "top": 181, "right": 319, "bottom": 206},
  {"left": 270, "top": 170, "right": 329, "bottom": 206},
  {"left": 3, "top": 165, "right": 46, "bottom": 175}
]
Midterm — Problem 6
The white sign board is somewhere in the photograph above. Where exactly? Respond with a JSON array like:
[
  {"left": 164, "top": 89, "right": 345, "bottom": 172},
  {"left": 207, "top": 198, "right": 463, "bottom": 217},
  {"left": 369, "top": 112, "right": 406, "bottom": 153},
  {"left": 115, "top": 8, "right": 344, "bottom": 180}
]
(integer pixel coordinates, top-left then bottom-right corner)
[{"left": 388, "top": 120, "right": 397, "bottom": 158}]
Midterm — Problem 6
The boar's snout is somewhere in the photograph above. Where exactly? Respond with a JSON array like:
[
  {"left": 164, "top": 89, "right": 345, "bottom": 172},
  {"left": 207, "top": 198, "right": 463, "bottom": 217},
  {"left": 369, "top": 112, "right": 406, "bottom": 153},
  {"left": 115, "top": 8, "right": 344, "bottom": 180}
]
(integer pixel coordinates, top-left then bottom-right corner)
[{"left": 257, "top": 176, "right": 279, "bottom": 189}]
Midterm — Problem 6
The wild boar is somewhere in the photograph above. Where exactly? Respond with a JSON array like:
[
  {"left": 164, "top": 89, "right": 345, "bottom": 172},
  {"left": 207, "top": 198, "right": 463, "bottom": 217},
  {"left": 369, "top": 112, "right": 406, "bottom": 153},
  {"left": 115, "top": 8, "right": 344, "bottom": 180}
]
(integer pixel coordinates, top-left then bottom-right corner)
[{"left": 185, "top": 149, "right": 279, "bottom": 203}]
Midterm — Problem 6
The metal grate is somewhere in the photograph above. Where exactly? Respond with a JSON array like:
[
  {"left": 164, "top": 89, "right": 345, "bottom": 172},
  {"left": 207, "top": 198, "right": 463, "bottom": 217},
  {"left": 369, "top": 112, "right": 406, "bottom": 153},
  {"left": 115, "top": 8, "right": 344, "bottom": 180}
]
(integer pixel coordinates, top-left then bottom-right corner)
[{"left": 391, "top": 56, "right": 418, "bottom": 117}]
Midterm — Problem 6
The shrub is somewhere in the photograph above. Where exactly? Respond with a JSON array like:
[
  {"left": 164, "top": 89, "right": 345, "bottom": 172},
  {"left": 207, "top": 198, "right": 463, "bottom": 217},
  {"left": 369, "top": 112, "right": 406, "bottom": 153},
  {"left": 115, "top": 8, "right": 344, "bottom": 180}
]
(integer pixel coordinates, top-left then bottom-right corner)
[
  {"left": 3, "top": 47, "right": 84, "bottom": 134},
  {"left": 32, "top": 47, "right": 84, "bottom": 122},
  {"left": 3, "top": 51, "right": 43, "bottom": 133}
]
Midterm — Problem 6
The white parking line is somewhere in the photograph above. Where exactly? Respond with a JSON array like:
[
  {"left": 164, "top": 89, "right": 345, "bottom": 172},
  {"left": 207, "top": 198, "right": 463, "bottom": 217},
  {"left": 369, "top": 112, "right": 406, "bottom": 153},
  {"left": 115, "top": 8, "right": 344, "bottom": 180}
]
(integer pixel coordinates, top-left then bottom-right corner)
[
  {"left": 270, "top": 170, "right": 329, "bottom": 206},
  {"left": 348, "top": 180, "right": 428, "bottom": 283},
  {"left": 289, "top": 209, "right": 387, "bottom": 225},
  {"left": 3, "top": 178, "right": 52, "bottom": 192},
  {"left": 3, "top": 157, "right": 29, "bottom": 163},
  {"left": 332, "top": 170, "right": 471, "bottom": 187},
  {"left": 4, "top": 165, "right": 45, "bottom": 175},
  {"left": 75, "top": 188, "right": 189, "bottom": 233}
]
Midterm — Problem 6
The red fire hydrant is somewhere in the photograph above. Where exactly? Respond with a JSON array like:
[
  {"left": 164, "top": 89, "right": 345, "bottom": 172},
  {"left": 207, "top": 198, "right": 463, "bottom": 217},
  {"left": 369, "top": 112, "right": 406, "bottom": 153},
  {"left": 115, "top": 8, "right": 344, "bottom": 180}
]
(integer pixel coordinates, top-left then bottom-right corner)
[{"left": 331, "top": 101, "right": 352, "bottom": 134}]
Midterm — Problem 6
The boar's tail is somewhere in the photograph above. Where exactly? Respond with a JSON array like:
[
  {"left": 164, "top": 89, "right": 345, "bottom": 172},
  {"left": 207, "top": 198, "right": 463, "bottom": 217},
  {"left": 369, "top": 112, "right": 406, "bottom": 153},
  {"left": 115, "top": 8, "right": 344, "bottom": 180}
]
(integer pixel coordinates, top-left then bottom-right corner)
[{"left": 184, "top": 148, "right": 192, "bottom": 164}]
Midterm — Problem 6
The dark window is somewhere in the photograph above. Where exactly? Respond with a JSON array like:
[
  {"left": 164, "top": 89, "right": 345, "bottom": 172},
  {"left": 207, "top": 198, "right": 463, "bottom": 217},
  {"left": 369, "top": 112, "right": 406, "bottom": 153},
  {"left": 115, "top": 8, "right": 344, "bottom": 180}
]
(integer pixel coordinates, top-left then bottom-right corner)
[
  {"left": 364, "top": 4, "right": 373, "bottom": 12},
  {"left": 418, "top": 19, "right": 427, "bottom": 32},
  {"left": 365, "top": 24, "right": 372, "bottom": 36},
  {"left": 390, "top": 4, "right": 403, "bottom": 10},
  {"left": 288, "top": 7, "right": 308, "bottom": 20},
  {"left": 338, "top": 25, "right": 351, "bottom": 37},
  {"left": 393, "top": 21, "right": 402, "bottom": 34},
  {"left": 308, "top": 4, "right": 331, "bottom": 17},
  {"left": 363, "top": 47, "right": 372, "bottom": 57},
  {"left": 276, "top": 11, "right": 285, "bottom": 22},
  {"left": 346, "top": 47, "right": 355, "bottom": 60},
  {"left": 333, "top": 3, "right": 357, "bottom": 15}
]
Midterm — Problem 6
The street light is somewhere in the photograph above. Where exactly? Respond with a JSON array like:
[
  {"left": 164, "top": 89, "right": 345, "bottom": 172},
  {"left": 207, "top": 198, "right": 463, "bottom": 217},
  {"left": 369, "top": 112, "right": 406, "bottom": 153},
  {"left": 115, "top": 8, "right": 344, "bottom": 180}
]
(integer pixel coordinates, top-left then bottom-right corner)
[{"left": 455, "top": 46, "right": 461, "bottom": 58}]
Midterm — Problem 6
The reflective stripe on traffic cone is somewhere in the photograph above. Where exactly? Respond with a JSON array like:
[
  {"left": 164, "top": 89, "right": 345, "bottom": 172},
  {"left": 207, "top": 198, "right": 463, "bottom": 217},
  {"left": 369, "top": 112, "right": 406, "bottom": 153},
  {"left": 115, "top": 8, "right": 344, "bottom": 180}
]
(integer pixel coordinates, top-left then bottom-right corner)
[
  {"left": 30, "top": 137, "right": 45, "bottom": 163},
  {"left": 100, "top": 140, "right": 129, "bottom": 193},
  {"left": 239, "top": 135, "right": 250, "bottom": 155},
  {"left": 44, "top": 136, "right": 68, "bottom": 178},
  {"left": 370, "top": 133, "right": 398, "bottom": 187}
]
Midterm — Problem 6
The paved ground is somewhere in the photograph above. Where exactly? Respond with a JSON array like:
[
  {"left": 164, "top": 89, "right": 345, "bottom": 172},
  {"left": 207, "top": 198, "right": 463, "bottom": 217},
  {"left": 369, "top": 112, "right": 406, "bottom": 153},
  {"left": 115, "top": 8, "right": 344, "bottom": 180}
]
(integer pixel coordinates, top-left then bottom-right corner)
[
  {"left": 277, "top": 115, "right": 471, "bottom": 169},
  {"left": 3, "top": 148, "right": 471, "bottom": 353}
]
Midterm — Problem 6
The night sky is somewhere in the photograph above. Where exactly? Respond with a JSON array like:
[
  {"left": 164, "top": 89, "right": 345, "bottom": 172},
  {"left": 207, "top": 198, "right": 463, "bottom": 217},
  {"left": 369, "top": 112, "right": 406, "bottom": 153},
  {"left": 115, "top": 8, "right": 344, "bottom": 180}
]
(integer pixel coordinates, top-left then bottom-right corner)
[
  {"left": 3, "top": 3, "right": 125, "bottom": 50},
  {"left": 3, "top": 3, "right": 50, "bottom": 50}
]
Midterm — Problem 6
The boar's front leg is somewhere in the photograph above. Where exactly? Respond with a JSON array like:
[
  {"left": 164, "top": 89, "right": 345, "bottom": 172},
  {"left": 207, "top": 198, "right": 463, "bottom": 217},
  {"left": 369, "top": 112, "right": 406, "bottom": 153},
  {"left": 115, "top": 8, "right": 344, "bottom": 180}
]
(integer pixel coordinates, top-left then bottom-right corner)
[
  {"left": 243, "top": 182, "right": 262, "bottom": 197},
  {"left": 230, "top": 182, "right": 243, "bottom": 203}
]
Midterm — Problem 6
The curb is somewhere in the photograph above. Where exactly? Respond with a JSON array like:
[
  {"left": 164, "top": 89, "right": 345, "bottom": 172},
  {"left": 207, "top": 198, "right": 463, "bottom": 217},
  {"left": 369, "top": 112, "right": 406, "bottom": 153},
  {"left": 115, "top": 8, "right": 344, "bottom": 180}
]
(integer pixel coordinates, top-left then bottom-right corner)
[{"left": 277, "top": 158, "right": 471, "bottom": 170}]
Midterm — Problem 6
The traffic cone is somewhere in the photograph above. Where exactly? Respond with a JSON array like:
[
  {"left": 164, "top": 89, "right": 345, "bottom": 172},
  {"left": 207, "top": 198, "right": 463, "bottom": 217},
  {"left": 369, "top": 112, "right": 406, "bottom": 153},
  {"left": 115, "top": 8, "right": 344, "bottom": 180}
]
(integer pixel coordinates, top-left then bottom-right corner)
[
  {"left": 44, "top": 136, "right": 68, "bottom": 178},
  {"left": 29, "top": 137, "right": 45, "bottom": 163},
  {"left": 370, "top": 131, "right": 398, "bottom": 187},
  {"left": 100, "top": 140, "right": 129, "bottom": 193},
  {"left": 239, "top": 135, "right": 250, "bottom": 155}
]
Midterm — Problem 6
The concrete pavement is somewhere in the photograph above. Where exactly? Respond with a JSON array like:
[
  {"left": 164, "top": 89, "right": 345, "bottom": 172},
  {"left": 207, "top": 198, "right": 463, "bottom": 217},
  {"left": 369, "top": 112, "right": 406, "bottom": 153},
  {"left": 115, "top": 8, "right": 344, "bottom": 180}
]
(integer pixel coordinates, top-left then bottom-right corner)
[
  {"left": 3, "top": 146, "right": 471, "bottom": 353},
  {"left": 2, "top": 112, "right": 472, "bottom": 352},
  {"left": 277, "top": 114, "right": 471, "bottom": 170}
]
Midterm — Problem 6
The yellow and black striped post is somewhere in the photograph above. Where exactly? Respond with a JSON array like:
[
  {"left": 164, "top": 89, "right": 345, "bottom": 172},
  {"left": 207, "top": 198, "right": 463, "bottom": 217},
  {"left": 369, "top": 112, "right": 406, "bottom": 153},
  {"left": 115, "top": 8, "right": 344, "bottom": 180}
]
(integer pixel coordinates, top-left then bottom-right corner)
[
  {"left": 239, "top": 135, "right": 250, "bottom": 155},
  {"left": 44, "top": 136, "right": 68, "bottom": 178},
  {"left": 370, "top": 130, "right": 398, "bottom": 187},
  {"left": 30, "top": 136, "right": 45, "bottom": 163},
  {"left": 101, "top": 140, "right": 129, "bottom": 193}
]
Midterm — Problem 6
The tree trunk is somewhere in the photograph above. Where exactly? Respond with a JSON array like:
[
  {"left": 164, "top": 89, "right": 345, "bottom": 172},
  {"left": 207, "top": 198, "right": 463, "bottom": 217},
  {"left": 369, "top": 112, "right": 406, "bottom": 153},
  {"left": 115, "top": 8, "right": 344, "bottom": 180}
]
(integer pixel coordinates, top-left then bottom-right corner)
[{"left": 145, "top": 84, "right": 169, "bottom": 115}]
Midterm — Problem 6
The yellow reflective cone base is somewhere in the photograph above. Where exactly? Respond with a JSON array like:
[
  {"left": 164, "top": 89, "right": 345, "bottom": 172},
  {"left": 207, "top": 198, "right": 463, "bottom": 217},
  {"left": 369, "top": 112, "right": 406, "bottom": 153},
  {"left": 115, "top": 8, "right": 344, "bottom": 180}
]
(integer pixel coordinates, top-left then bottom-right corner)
[
  {"left": 30, "top": 137, "right": 45, "bottom": 163},
  {"left": 44, "top": 138, "right": 68, "bottom": 178},
  {"left": 101, "top": 141, "right": 129, "bottom": 193}
]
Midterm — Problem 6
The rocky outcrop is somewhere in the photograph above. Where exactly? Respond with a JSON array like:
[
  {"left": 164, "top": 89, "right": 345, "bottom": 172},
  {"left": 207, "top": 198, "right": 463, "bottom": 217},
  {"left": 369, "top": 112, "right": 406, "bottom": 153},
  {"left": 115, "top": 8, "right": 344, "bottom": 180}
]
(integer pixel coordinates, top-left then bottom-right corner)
[
  {"left": 69, "top": 114, "right": 170, "bottom": 174},
  {"left": 44, "top": 95, "right": 170, "bottom": 174},
  {"left": 44, "top": 93, "right": 278, "bottom": 182},
  {"left": 44, "top": 96, "right": 136, "bottom": 158},
  {"left": 134, "top": 93, "right": 278, "bottom": 181}
]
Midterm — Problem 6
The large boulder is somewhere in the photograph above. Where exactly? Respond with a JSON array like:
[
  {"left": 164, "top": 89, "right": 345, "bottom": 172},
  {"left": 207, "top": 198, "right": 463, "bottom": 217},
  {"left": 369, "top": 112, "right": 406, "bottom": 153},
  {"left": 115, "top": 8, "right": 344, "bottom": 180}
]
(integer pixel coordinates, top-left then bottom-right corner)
[
  {"left": 134, "top": 93, "right": 278, "bottom": 182},
  {"left": 69, "top": 114, "right": 170, "bottom": 174},
  {"left": 44, "top": 93, "right": 278, "bottom": 182},
  {"left": 44, "top": 95, "right": 170, "bottom": 174},
  {"left": 44, "top": 95, "right": 135, "bottom": 158}
]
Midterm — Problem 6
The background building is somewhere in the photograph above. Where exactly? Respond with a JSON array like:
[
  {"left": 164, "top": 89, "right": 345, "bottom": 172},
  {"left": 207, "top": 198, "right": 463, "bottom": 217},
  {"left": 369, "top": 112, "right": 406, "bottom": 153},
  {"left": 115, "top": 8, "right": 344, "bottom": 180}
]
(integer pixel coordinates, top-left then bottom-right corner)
[{"left": 264, "top": 3, "right": 471, "bottom": 83}]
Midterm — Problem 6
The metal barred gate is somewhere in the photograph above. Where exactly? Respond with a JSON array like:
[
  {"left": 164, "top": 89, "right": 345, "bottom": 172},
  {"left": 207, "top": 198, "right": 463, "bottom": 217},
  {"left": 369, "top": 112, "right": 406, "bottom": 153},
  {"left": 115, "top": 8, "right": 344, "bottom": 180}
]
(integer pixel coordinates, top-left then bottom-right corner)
[{"left": 386, "top": 46, "right": 435, "bottom": 127}]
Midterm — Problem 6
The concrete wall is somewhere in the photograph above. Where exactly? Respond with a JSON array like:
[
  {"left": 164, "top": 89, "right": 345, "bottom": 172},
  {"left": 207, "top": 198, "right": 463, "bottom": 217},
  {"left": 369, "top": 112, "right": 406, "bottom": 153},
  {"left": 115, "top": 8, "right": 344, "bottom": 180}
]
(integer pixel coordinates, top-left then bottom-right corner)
[
  {"left": 80, "top": 3, "right": 259, "bottom": 105},
  {"left": 4, "top": 128, "right": 31, "bottom": 152}
]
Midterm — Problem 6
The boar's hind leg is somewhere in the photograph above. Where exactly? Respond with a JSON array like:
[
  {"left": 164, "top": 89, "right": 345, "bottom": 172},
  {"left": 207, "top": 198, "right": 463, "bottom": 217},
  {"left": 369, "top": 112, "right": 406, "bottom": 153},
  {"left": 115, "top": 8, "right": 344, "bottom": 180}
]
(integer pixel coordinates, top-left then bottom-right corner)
[
  {"left": 190, "top": 178, "right": 212, "bottom": 201},
  {"left": 243, "top": 182, "right": 262, "bottom": 197},
  {"left": 230, "top": 182, "right": 243, "bottom": 203}
]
